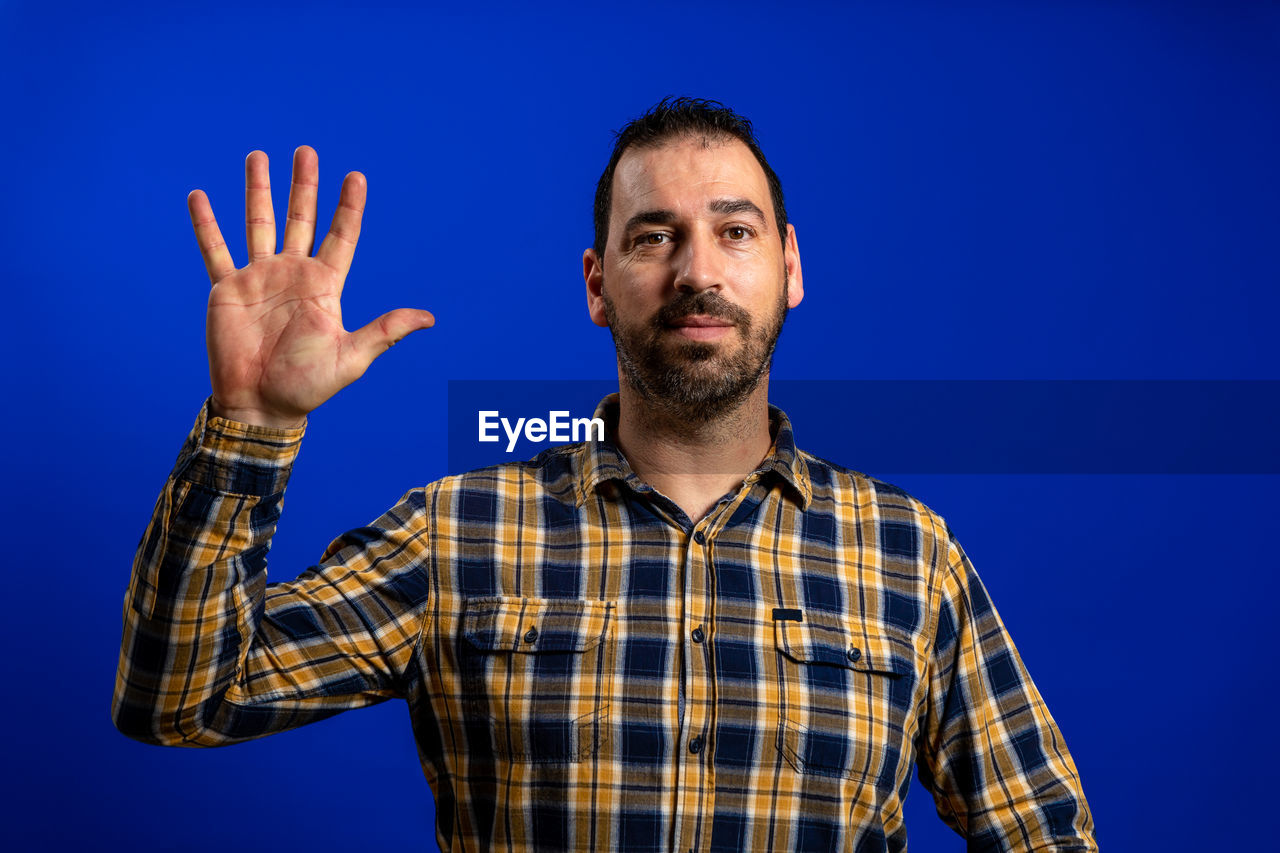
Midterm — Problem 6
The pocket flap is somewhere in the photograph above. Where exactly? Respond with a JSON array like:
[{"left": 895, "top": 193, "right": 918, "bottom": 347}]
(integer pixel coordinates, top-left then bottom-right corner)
[
  {"left": 775, "top": 611, "right": 912, "bottom": 676},
  {"left": 464, "top": 596, "right": 613, "bottom": 653}
]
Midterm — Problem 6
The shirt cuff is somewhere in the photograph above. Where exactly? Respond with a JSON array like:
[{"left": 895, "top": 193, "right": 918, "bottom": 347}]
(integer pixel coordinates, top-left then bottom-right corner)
[{"left": 176, "top": 398, "right": 307, "bottom": 497}]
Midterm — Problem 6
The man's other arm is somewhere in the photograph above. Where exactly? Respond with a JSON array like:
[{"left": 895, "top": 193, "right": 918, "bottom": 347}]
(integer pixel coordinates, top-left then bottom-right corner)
[
  {"left": 915, "top": 528, "right": 1097, "bottom": 850},
  {"left": 112, "top": 403, "right": 432, "bottom": 745}
]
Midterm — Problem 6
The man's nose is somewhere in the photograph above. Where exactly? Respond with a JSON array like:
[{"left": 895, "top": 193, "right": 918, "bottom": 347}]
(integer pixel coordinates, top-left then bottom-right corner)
[{"left": 673, "top": 229, "right": 724, "bottom": 293}]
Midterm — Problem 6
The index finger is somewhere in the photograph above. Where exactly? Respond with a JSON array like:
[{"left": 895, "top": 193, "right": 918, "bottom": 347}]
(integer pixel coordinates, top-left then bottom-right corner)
[
  {"left": 187, "top": 190, "right": 236, "bottom": 284},
  {"left": 314, "top": 171, "right": 366, "bottom": 282}
]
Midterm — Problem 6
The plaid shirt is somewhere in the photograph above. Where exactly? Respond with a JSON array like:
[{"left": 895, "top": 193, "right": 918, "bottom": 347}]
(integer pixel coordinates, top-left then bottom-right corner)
[{"left": 114, "top": 395, "right": 1095, "bottom": 852}]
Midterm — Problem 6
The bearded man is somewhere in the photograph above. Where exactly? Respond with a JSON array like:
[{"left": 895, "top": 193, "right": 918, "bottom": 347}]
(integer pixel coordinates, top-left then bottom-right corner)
[{"left": 114, "top": 98, "right": 1096, "bottom": 852}]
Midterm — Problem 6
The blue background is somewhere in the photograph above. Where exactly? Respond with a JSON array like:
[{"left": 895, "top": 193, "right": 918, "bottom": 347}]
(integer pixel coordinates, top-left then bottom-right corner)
[{"left": 2, "top": 1, "right": 1277, "bottom": 849}]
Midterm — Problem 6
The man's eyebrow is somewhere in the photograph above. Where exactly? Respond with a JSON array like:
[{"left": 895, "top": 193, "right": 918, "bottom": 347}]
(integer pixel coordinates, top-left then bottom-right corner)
[
  {"left": 623, "top": 199, "right": 768, "bottom": 236},
  {"left": 623, "top": 209, "right": 678, "bottom": 235},
  {"left": 709, "top": 197, "right": 767, "bottom": 223}
]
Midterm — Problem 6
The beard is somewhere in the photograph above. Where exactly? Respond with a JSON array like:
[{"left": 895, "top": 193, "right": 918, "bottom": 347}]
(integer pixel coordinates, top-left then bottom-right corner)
[{"left": 602, "top": 279, "right": 790, "bottom": 424}]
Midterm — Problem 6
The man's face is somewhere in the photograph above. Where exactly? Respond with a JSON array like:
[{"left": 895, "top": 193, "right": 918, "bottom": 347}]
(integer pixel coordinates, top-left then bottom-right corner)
[{"left": 583, "top": 135, "right": 803, "bottom": 422}]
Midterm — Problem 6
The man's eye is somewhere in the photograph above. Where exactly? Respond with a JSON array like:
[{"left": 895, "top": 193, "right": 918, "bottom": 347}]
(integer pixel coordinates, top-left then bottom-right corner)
[
  {"left": 725, "top": 226, "right": 751, "bottom": 240},
  {"left": 641, "top": 233, "right": 669, "bottom": 245}
]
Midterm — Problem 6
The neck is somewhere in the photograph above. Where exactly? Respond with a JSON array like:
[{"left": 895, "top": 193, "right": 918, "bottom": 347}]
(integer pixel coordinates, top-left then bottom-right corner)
[{"left": 613, "top": 379, "right": 774, "bottom": 523}]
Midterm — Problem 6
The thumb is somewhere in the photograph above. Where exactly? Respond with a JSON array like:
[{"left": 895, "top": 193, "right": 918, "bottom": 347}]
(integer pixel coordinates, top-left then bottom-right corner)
[{"left": 348, "top": 307, "right": 436, "bottom": 366}]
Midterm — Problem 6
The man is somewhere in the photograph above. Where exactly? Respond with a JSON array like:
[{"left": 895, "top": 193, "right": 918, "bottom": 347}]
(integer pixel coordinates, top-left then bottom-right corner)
[{"left": 114, "top": 98, "right": 1096, "bottom": 851}]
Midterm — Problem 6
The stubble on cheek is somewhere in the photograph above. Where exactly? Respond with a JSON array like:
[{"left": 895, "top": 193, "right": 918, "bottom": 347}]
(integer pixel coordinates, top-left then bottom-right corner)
[{"left": 600, "top": 284, "right": 786, "bottom": 423}]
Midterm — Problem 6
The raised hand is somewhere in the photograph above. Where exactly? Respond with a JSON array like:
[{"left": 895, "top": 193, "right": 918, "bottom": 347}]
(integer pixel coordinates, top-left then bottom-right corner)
[{"left": 189, "top": 146, "right": 434, "bottom": 428}]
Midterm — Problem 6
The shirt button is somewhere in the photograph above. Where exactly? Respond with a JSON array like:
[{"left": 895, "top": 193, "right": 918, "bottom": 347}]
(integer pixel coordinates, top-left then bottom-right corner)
[
  {"left": 523, "top": 627, "right": 538, "bottom": 644},
  {"left": 693, "top": 530, "right": 706, "bottom": 545},
  {"left": 847, "top": 647, "right": 862, "bottom": 663},
  {"left": 689, "top": 735, "right": 704, "bottom": 754},
  {"left": 691, "top": 626, "right": 705, "bottom": 644}
]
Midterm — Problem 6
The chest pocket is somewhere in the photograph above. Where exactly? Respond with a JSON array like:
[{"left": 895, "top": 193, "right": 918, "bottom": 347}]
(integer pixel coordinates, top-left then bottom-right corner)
[
  {"left": 774, "top": 610, "right": 916, "bottom": 782},
  {"left": 461, "top": 596, "right": 615, "bottom": 764}
]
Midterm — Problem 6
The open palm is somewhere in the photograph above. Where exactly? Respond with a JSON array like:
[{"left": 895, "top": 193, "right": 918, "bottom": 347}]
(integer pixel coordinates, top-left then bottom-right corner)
[{"left": 190, "top": 146, "right": 434, "bottom": 428}]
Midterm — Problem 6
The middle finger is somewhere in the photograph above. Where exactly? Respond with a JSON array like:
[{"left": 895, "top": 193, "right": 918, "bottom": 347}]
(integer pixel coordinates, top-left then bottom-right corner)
[{"left": 245, "top": 150, "right": 276, "bottom": 262}]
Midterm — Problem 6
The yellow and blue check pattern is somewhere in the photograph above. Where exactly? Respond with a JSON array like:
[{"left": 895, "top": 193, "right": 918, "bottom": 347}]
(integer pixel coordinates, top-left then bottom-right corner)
[{"left": 114, "top": 396, "right": 1096, "bottom": 851}]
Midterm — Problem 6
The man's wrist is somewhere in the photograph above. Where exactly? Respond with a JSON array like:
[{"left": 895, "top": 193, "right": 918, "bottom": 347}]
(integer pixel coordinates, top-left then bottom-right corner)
[{"left": 209, "top": 397, "right": 308, "bottom": 431}]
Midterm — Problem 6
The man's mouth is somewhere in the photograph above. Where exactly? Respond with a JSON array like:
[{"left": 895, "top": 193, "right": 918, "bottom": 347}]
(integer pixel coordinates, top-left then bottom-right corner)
[
  {"left": 669, "top": 314, "right": 734, "bottom": 328},
  {"left": 666, "top": 314, "right": 736, "bottom": 341}
]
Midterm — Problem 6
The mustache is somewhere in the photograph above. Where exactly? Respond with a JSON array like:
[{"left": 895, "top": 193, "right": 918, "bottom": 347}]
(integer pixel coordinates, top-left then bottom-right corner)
[{"left": 654, "top": 292, "right": 752, "bottom": 329}]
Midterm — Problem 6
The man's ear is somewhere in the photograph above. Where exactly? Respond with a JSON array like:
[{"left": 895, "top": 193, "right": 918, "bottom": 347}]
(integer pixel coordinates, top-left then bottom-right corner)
[
  {"left": 584, "top": 248, "right": 610, "bottom": 327},
  {"left": 784, "top": 223, "right": 804, "bottom": 309}
]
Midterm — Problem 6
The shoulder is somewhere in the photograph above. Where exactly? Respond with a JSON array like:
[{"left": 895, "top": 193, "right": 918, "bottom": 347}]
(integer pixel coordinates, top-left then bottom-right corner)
[
  {"left": 420, "top": 442, "right": 587, "bottom": 507},
  {"left": 798, "top": 448, "right": 953, "bottom": 543}
]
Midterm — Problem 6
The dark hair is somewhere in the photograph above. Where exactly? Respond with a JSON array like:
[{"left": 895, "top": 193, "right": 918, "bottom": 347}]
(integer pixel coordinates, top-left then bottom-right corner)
[{"left": 592, "top": 96, "right": 788, "bottom": 259}]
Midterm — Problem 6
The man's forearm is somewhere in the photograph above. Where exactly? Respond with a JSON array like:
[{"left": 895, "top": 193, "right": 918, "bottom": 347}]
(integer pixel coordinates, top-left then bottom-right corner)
[{"left": 112, "top": 401, "right": 307, "bottom": 746}]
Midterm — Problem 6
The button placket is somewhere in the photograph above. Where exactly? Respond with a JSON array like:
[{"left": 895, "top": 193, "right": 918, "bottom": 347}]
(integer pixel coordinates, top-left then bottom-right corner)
[{"left": 676, "top": 520, "right": 715, "bottom": 853}]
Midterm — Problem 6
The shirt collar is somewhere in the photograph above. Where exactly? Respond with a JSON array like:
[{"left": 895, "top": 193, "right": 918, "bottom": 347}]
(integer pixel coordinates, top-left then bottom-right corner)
[{"left": 574, "top": 394, "right": 812, "bottom": 510}]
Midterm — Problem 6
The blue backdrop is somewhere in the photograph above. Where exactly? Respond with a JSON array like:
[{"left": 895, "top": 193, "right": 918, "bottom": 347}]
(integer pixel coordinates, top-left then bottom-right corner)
[{"left": 3, "top": 1, "right": 1276, "bottom": 850}]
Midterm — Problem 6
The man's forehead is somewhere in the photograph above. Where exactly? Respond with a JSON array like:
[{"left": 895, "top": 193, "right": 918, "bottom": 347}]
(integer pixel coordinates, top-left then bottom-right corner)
[{"left": 611, "top": 135, "right": 771, "bottom": 216}]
